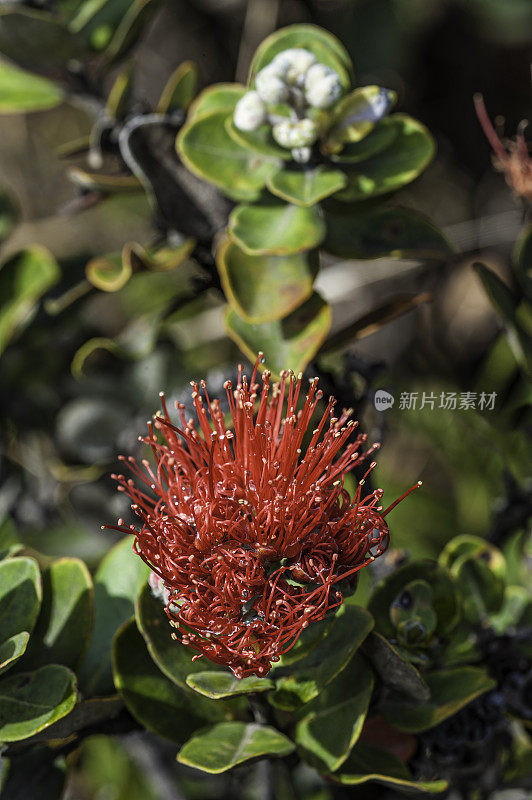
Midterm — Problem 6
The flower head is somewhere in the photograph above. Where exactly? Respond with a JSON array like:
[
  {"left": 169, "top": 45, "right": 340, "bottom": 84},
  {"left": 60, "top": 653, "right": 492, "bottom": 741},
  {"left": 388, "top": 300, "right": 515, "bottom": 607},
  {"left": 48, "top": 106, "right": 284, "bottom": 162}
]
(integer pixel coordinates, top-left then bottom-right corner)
[
  {"left": 474, "top": 93, "right": 532, "bottom": 203},
  {"left": 107, "top": 357, "right": 419, "bottom": 678}
]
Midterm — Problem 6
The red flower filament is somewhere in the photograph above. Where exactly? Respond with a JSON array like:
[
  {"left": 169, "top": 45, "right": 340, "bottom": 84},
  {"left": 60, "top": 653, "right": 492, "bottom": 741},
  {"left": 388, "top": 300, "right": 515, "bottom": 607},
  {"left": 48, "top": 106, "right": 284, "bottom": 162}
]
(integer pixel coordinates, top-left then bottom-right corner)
[{"left": 107, "top": 357, "right": 420, "bottom": 678}]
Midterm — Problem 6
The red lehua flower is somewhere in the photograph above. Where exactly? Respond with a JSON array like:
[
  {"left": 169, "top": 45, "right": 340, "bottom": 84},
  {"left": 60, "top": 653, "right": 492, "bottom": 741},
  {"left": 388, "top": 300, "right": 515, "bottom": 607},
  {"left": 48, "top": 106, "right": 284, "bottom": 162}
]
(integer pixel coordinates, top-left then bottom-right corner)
[
  {"left": 106, "top": 356, "right": 420, "bottom": 678},
  {"left": 474, "top": 93, "right": 532, "bottom": 204}
]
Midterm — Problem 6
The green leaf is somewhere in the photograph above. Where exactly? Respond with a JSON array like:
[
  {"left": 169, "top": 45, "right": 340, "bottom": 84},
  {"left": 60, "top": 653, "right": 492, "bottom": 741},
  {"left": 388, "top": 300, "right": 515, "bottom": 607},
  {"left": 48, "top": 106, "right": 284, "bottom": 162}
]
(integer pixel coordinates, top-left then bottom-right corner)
[
  {"left": 186, "top": 672, "right": 274, "bottom": 699},
  {"left": 0, "top": 664, "right": 77, "bottom": 742},
  {"left": 217, "top": 236, "right": 319, "bottom": 323},
  {"left": 323, "top": 204, "right": 453, "bottom": 260},
  {"left": 0, "top": 632, "right": 29, "bottom": 676},
  {"left": 177, "top": 110, "right": 280, "bottom": 201},
  {"left": 112, "top": 619, "right": 221, "bottom": 742},
  {"left": 333, "top": 742, "right": 448, "bottom": 794},
  {"left": 16, "top": 696, "right": 124, "bottom": 746},
  {"left": 124, "top": 239, "right": 195, "bottom": 273},
  {"left": 229, "top": 200, "right": 325, "bottom": 256},
  {"left": 86, "top": 252, "right": 132, "bottom": 292},
  {"left": 226, "top": 118, "right": 291, "bottom": 160},
  {"left": 105, "top": 60, "right": 134, "bottom": 121},
  {"left": 324, "top": 86, "right": 397, "bottom": 152},
  {"left": 270, "top": 605, "right": 373, "bottom": 710},
  {"left": 362, "top": 633, "right": 429, "bottom": 701},
  {"left": 248, "top": 24, "right": 353, "bottom": 89},
  {"left": 439, "top": 535, "right": 506, "bottom": 623},
  {"left": 226, "top": 291, "right": 331, "bottom": 379},
  {"left": 0, "top": 61, "right": 62, "bottom": 113},
  {"left": 21, "top": 558, "right": 93, "bottom": 671},
  {"left": 514, "top": 222, "right": 532, "bottom": 299},
  {"left": 267, "top": 166, "right": 347, "bottom": 207},
  {"left": 380, "top": 667, "right": 496, "bottom": 732},
  {"left": 135, "top": 585, "right": 240, "bottom": 719},
  {"left": 335, "top": 114, "right": 435, "bottom": 201},
  {"left": 473, "top": 262, "right": 532, "bottom": 373},
  {"left": 0, "top": 246, "right": 60, "bottom": 355},
  {"left": 295, "top": 654, "right": 374, "bottom": 772},
  {"left": 328, "top": 117, "right": 399, "bottom": 163},
  {"left": 368, "top": 559, "right": 461, "bottom": 640},
  {"left": 135, "top": 582, "right": 219, "bottom": 690},
  {"left": 157, "top": 61, "right": 199, "bottom": 113},
  {"left": 0, "top": 557, "right": 41, "bottom": 644},
  {"left": 78, "top": 537, "right": 149, "bottom": 696},
  {"left": 188, "top": 83, "right": 246, "bottom": 121},
  {"left": 177, "top": 721, "right": 295, "bottom": 773},
  {"left": 103, "top": 0, "right": 160, "bottom": 65}
]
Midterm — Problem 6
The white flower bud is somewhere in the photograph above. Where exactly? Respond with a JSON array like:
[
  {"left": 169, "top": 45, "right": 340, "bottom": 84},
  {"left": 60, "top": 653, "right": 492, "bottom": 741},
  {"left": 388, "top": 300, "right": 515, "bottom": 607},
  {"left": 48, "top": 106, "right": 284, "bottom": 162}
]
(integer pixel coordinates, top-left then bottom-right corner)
[
  {"left": 291, "top": 146, "right": 312, "bottom": 163},
  {"left": 233, "top": 91, "right": 267, "bottom": 132},
  {"left": 272, "top": 118, "right": 317, "bottom": 149},
  {"left": 271, "top": 48, "right": 317, "bottom": 86},
  {"left": 255, "top": 64, "right": 289, "bottom": 104},
  {"left": 304, "top": 63, "right": 342, "bottom": 109}
]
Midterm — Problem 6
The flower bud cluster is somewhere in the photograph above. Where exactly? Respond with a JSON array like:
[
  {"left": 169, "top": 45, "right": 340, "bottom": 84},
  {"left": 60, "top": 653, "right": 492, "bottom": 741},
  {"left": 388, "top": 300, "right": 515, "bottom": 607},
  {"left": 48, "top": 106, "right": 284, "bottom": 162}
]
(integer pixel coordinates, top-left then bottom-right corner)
[{"left": 233, "top": 47, "right": 343, "bottom": 163}]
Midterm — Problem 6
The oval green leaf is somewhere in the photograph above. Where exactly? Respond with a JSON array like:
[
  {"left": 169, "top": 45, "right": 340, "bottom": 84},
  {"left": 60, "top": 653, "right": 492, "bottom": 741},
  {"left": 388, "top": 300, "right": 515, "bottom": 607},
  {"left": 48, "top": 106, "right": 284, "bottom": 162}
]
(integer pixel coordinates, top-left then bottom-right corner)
[
  {"left": 157, "top": 61, "right": 199, "bottom": 113},
  {"left": 78, "top": 536, "right": 149, "bottom": 696},
  {"left": 248, "top": 24, "right": 352, "bottom": 89},
  {"left": 295, "top": 653, "right": 374, "bottom": 772},
  {"left": 217, "top": 236, "right": 319, "bottom": 323},
  {"left": 135, "top": 582, "right": 222, "bottom": 690},
  {"left": 178, "top": 721, "right": 295, "bottom": 773},
  {"left": 380, "top": 667, "right": 496, "bottom": 733},
  {"left": 225, "top": 291, "right": 331, "bottom": 379},
  {"left": 186, "top": 672, "right": 274, "bottom": 699},
  {"left": 0, "top": 246, "right": 60, "bottom": 355},
  {"left": 0, "top": 61, "right": 62, "bottom": 114},
  {"left": 323, "top": 203, "right": 453, "bottom": 260},
  {"left": 188, "top": 83, "right": 245, "bottom": 122},
  {"left": 21, "top": 558, "right": 93, "bottom": 671},
  {"left": 0, "top": 557, "right": 41, "bottom": 644},
  {"left": 270, "top": 605, "right": 373, "bottom": 710},
  {"left": 362, "top": 632, "right": 429, "bottom": 701},
  {"left": 177, "top": 110, "right": 280, "bottom": 201},
  {"left": 112, "top": 619, "right": 224, "bottom": 743},
  {"left": 368, "top": 559, "right": 461, "bottom": 640},
  {"left": 333, "top": 742, "right": 448, "bottom": 794},
  {"left": 335, "top": 114, "right": 435, "bottom": 202},
  {"left": 0, "top": 664, "right": 77, "bottom": 742},
  {"left": 328, "top": 117, "right": 400, "bottom": 163},
  {"left": 229, "top": 201, "right": 326, "bottom": 256},
  {"left": 0, "top": 632, "right": 29, "bottom": 676},
  {"left": 267, "top": 166, "right": 347, "bottom": 207}
]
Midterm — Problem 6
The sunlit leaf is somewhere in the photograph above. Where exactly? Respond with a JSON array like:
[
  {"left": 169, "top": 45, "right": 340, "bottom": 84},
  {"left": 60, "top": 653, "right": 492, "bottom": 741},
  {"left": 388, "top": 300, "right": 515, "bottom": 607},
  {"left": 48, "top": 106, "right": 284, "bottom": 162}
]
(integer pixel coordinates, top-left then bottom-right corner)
[
  {"left": 229, "top": 200, "right": 326, "bottom": 256},
  {"left": 0, "top": 664, "right": 77, "bottom": 742},
  {"left": 217, "top": 235, "right": 319, "bottom": 323},
  {"left": 0, "top": 61, "right": 62, "bottom": 114},
  {"left": 178, "top": 721, "right": 295, "bottom": 773},
  {"left": 0, "top": 246, "right": 60, "bottom": 355}
]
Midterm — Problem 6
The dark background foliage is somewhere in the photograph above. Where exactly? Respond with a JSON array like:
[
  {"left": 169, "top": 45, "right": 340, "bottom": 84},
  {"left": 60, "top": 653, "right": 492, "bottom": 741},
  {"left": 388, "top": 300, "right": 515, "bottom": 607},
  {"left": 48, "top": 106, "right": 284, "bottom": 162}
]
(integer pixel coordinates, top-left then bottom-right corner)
[{"left": 0, "top": 1, "right": 531, "bottom": 799}]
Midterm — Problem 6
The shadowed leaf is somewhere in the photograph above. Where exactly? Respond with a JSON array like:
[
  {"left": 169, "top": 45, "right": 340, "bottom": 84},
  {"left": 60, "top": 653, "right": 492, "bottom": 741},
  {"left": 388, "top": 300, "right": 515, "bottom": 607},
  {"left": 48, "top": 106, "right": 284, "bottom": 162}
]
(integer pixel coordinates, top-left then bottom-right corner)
[{"left": 226, "top": 291, "right": 331, "bottom": 379}]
